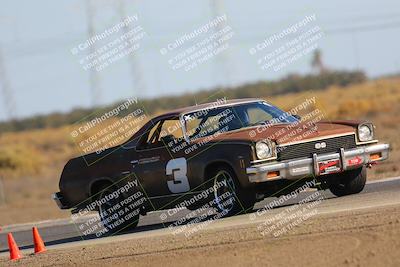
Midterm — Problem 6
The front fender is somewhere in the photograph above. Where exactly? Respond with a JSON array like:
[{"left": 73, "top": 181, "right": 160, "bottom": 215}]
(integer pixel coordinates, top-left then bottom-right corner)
[{"left": 188, "top": 142, "right": 253, "bottom": 189}]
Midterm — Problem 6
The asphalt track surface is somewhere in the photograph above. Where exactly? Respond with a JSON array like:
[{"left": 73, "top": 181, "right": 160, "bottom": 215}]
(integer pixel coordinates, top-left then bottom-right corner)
[{"left": 1, "top": 177, "right": 400, "bottom": 256}]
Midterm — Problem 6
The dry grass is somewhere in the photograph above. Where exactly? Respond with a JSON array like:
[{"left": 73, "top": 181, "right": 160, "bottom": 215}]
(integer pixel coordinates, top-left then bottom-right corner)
[{"left": 0, "top": 126, "right": 75, "bottom": 179}]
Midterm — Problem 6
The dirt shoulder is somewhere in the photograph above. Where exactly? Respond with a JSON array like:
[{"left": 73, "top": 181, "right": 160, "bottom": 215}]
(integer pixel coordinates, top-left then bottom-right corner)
[{"left": 1, "top": 204, "right": 399, "bottom": 267}]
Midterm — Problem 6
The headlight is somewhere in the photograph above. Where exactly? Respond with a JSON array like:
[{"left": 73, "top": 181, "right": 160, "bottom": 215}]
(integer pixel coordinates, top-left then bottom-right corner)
[
  {"left": 255, "top": 141, "right": 273, "bottom": 159},
  {"left": 358, "top": 124, "right": 374, "bottom": 142}
]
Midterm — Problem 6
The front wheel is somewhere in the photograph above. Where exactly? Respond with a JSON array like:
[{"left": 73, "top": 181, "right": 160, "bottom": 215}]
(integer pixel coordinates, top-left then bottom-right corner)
[
  {"left": 329, "top": 167, "right": 366, "bottom": 197},
  {"left": 210, "top": 166, "right": 256, "bottom": 217}
]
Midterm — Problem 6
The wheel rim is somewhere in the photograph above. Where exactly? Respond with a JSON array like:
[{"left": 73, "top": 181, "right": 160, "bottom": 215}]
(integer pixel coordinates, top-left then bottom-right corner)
[{"left": 213, "top": 170, "right": 236, "bottom": 214}]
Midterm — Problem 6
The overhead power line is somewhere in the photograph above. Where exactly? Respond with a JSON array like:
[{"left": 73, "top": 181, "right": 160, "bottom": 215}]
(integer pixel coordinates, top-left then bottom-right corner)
[{"left": 325, "top": 20, "right": 400, "bottom": 34}]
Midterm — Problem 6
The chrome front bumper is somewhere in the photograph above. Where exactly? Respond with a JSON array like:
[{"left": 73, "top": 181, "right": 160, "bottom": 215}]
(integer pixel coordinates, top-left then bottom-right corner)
[{"left": 247, "top": 143, "right": 390, "bottom": 183}]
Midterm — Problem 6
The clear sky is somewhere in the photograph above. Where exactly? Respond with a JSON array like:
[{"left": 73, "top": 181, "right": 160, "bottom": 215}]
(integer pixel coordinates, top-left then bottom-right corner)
[{"left": 0, "top": 0, "right": 399, "bottom": 121}]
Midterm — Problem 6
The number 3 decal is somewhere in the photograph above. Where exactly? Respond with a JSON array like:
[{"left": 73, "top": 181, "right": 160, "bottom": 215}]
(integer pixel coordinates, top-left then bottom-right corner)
[{"left": 166, "top": 158, "right": 190, "bottom": 193}]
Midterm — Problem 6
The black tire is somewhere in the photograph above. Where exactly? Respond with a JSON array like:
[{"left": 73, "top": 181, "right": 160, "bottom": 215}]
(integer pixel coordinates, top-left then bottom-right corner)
[
  {"left": 329, "top": 167, "right": 366, "bottom": 197},
  {"left": 97, "top": 186, "right": 140, "bottom": 234},
  {"left": 209, "top": 166, "right": 256, "bottom": 217}
]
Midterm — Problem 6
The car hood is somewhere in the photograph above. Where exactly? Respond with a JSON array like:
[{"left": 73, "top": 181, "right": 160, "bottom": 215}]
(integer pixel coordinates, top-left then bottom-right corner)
[{"left": 194, "top": 120, "right": 357, "bottom": 145}]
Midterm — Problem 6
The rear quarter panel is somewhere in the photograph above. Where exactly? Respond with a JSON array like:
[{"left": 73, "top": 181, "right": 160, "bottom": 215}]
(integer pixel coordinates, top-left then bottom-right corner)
[{"left": 59, "top": 148, "right": 133, "bottom": 208}]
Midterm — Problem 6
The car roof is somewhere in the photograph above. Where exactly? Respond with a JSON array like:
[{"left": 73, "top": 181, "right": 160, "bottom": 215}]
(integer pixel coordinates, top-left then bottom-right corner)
[{"left": 158, "top": 98, "right": 263, "bottom": 118}]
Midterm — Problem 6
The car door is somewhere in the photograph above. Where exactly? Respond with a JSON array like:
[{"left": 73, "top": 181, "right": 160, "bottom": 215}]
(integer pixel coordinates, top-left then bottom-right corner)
[{"left": 133, "top": 117, "right": 192, "bottom": 209}]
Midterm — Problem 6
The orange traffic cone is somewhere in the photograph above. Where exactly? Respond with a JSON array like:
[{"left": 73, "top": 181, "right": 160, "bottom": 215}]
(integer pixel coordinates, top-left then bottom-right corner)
[
  {"left": 33, "top": 227, "right": 46, "bottom": 254},
  {"left": 7, "top": 233, "right": 22, "bottom": 260}
]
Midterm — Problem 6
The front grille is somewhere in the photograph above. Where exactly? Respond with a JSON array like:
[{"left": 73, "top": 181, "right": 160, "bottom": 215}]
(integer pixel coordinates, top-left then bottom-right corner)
[{"left": 277, "top": 134, "right": 356, "bottom": 161}]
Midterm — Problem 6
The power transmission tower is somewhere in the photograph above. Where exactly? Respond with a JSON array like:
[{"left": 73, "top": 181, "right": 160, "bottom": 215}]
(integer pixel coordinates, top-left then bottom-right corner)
[
  {"left": 117, "top": 0, "right": 147, "bottom": 96},
  {"left": 210, "top": 0, "right": 235, "bottom": 87},
  {"left": 0, "top": 47, "right": 17, "bottom": 121},
  {"left": 86, "top": 0, "right": 101, "bottom": 106}
]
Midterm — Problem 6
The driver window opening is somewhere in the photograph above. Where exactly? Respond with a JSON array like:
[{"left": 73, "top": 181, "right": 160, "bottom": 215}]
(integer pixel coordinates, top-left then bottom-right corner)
[{"left": 139, "top": 118, "right": 184, "bottom": 149}]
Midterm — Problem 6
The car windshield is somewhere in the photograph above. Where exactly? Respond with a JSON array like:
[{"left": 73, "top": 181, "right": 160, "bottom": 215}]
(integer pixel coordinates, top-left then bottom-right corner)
[{"left": 183, "top": 101, "right": 298, "bottom": 140}]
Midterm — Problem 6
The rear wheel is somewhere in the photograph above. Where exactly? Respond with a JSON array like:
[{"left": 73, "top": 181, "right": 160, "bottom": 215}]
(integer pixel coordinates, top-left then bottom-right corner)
[
  {"left": 329, "top": 167, "right": 366, "bottom": 197},
  {"left": 210, "top": 166, "right": 255, "bottom": 217},
  {"left": 97, "top": 186, "right": 140, "bottom": 234}
]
